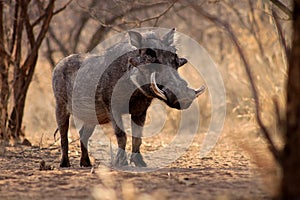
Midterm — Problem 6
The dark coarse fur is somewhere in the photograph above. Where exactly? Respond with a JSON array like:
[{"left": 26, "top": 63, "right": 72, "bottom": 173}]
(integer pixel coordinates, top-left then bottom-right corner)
[{"left": 52, "top": 29, "right": 199, "bottom": 167}]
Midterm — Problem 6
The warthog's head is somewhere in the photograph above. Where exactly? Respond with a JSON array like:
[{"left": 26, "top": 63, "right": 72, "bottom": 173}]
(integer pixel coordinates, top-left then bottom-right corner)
[{"left": 127, "top": 28, "right": 205, "bottom": 110}]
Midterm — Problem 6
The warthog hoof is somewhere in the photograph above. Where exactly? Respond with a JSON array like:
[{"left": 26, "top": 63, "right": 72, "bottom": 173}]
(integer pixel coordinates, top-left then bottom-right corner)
[
  {"left": 130, "top": 153, "right": 147, "bottom": 167},
  {"left": 80, "top": 157, "right": 92, "bottom": 167},
  {"left": 60, "top": 158, "right": 71, "bottom": 168},
  {"left": 113, "top": 148, "right": 128, "bottom": 167}
]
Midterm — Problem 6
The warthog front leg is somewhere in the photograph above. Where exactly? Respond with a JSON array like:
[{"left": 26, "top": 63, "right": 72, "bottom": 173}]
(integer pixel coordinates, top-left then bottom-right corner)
[
  {"left": 111, "top": 117, "right": 128, "bottom": 167},
  {"left": 79, "top": 125, "right": 95, "bottom": 167},
  {"left": 130, "top": 113, "right": 147, "bottom": 167}
]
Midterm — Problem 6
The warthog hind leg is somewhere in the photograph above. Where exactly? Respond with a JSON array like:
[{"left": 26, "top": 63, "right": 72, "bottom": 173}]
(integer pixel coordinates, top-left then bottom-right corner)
[
  {"left": 79, "top": 125, "right": 95, "bottom": 167},
  {"left": 112, "top": 116, "right": 128, "bottom": 167},
  {"left": 56, "top": 104, "right": 71, "bottom": 168}
]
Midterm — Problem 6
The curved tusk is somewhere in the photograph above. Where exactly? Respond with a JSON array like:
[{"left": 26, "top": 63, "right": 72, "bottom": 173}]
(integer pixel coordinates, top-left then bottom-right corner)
[
  {"left": 130, "top": 68, "right": 150, "bottom": 97},
  {"left": 195, "top": 85, "right": 206, "bottom": 97},
  {"left": 150, "top": 72, "right": 167, "bottom": 101},
  {"left": 130, "top": 68, "right": 142, "bottom": 88}
]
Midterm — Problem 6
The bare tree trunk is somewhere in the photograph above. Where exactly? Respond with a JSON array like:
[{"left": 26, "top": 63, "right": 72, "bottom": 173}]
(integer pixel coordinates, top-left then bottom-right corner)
[
  {"left": 0, "top": 1, "right": 9, "bottom": 141},
  {"left": 281, "top": 0, "right": 300, "bottom": 199},
  {"left": 8, "top": 57, "right": 37, "bottom": 138},
  {"left": 0, "top": 0, "right": 57, "bottom": 142},
  {"left": 8, "top": 0, "right": 54, "bottom": 139}
]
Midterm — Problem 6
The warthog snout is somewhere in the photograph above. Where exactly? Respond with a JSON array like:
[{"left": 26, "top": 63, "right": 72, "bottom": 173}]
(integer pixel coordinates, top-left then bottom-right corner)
[{"left": 149, "top": 68, "right": 205, "bottom": 110}]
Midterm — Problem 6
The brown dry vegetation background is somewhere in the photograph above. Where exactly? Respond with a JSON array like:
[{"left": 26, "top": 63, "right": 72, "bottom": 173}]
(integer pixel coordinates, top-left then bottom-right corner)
[
  {"left": 1, "top": 0, "right": 293, "bottom": 199},
  {"left": 25, "top": 0, "right": 290, "bottom": 148}
]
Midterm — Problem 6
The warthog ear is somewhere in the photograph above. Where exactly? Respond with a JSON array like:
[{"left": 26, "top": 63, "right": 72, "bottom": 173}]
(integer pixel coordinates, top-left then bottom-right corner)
[
  {"left": 179, "top": 58, "right": 187, "bottom": 67},
  {"left": 162, "top": 28, "right": 175, "bottom": 46},
  {"left": 128, "top": 31, "right": 143, "bottom": 48}
]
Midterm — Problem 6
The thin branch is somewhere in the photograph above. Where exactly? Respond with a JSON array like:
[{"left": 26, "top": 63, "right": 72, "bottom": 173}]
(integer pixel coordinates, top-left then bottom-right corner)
[
  {"left": 48, "top": 26, "right": 70, "bottom": 56},
  {"left": 84, "top": 1, "right": 171, "bottom": 28},
  {"left": 191, "top": 4, "right": 282, "bottom": 164},
  {"left": 142, "top": 1, "right": 176, "bottom": 23},
  {"left": 123, "top": 1, "right": 176, "bottom": 27},
  {"left": 72, "top": 0, "right": 97, "bottom": 52},
  {"left": 77, "top": 0, "right": 168, "bottom": 18},
  {"left": 273, "top": 97, "right": 284, "bottom": 135},
  {"left": 220, "top": 0, "right": 250, "bottom": 31},
  {"left": 45, "top": 37, "right": 56, "bottom": 68},
  {"left": 40, "top": 138, "right": 80, "bottom": 151},
  {"left": 272, "top": 9, "right": 289, "bottom": 63},
  {"left": 14, "top": 0, "right": 23, "bottom": 68},
  {"left": 86, "top": 26, "right": 111, "bottom": 52},
  {"left": 10, "top": 0, "right": 19, "bottom": 54},
  {"left": 269, "top": 0, "right": 292, "bottom": 19},
  {"left": 33, "top": 0, "right": 55, "bottom": 49},
  {"left": 72, "top": 15, "right": 90, "bottom": 52},
  {"left": 0, "top": 0, "right": 10, "bottom": 139},
  {"left": 85, "top": 1, "right": 171, "bottom": 51},
  {"left": 172, "top": 5, "right": 200, "bottom": 31},
  {"left": 248, "top": 0, "right": 268, "bottom": 60},
  {"left": 32, "top": 0, "right": 72, "bottom": 27},
  {"left": 53, "top": 0, "right": 72, "bottom": 15},
  {"left": 22, "top": 1, "right": 35, "bottom": 49},
  {"left": 32, "top": 13, "right": 45, "bottom": 27},
  {"left": 22, "top": 0, "right": 55, "bottom": 72}
]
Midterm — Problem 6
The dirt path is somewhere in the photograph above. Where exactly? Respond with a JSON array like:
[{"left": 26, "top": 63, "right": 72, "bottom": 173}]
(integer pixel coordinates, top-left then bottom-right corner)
[{"left": 0, "top": 133, "right": 275, "bottom": 200}]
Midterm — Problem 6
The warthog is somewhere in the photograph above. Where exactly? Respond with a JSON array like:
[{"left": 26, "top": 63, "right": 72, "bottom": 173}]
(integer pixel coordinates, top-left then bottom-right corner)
[{"left": 52, "top": 28, "right": 205, "bottom": 167}]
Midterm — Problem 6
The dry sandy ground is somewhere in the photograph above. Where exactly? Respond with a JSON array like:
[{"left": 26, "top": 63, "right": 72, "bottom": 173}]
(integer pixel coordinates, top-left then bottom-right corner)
[{"left": 0, "top": 132, "right": 277, "bottom": 200}]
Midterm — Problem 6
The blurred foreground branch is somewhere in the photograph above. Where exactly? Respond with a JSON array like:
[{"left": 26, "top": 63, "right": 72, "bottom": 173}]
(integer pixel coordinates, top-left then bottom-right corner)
[
  {"left": 269, "top": 0, "right": 292, "bottom": 18},
  {"left": 191, "top": 3, "right": 282, "bottom": 164},
  {"left": 272, "top": 8, "right": 290, "bottom": 64}
]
